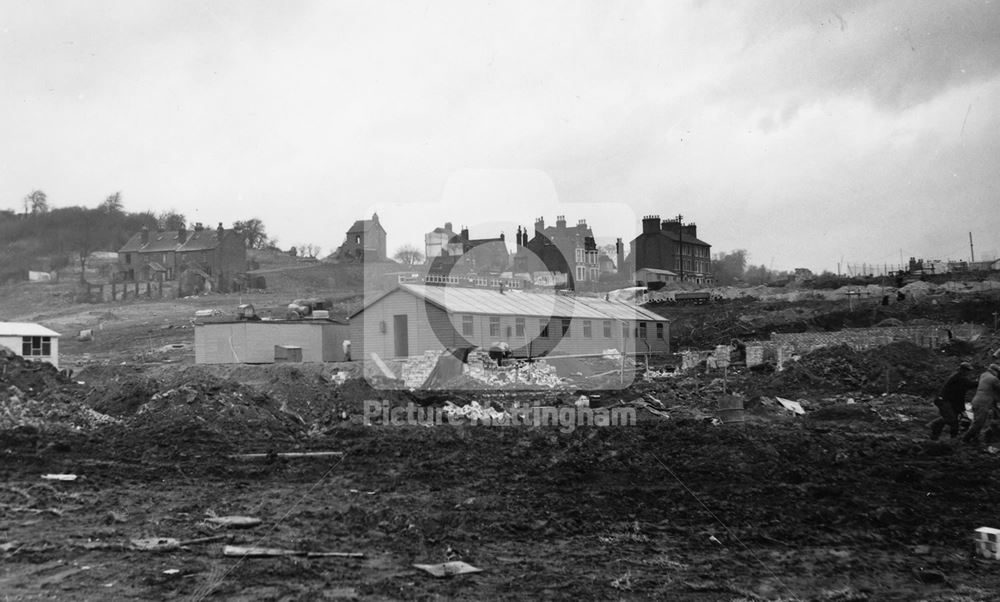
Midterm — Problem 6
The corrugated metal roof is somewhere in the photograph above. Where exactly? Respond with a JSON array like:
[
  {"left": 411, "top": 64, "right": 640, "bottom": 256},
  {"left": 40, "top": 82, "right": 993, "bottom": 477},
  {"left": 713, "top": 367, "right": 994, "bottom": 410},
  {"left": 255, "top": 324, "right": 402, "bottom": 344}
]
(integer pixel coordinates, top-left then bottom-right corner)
[
  {"left": 390, "top": 284, "right": 667, "bottom": 322},
  {"left": 0, "top": 322, "right": 62, "bottom": 337}
]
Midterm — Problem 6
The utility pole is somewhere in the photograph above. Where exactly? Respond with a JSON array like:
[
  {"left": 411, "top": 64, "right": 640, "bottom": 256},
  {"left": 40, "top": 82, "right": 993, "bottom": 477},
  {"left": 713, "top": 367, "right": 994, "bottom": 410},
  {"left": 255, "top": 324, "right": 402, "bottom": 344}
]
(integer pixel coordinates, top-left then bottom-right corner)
[
  {"left": 676, "top": 213, "right": 684, "bottom": 283},
  {"left": 970, "top": 232, "right": 975, "bottom": 263}
]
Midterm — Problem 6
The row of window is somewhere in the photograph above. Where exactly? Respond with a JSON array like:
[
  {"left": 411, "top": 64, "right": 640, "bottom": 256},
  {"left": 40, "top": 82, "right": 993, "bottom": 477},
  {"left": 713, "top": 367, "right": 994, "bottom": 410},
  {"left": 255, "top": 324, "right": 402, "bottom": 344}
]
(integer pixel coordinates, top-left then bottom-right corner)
[
  {"left": 21, "top": 336, "right": 52, "bottom": 357},
  {"left": 575, "top": 266, "right": 601, "bottom": 281},
  {"left": 459, "top": 316, "right": 664, "bottom": 339},
  {"left": 680, "top": 245, "right": 710, "bottom": 258},
  {"left": 574, "top": 248, "right": 600, "bottom": 265}
]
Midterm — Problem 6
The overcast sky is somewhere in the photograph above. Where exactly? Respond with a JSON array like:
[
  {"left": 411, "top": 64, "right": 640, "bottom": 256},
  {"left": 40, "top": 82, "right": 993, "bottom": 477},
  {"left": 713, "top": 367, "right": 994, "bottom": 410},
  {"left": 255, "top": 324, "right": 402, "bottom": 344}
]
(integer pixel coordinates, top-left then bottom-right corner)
[{"left": 2, "top": 0, "right": 998, "bottom": 272}]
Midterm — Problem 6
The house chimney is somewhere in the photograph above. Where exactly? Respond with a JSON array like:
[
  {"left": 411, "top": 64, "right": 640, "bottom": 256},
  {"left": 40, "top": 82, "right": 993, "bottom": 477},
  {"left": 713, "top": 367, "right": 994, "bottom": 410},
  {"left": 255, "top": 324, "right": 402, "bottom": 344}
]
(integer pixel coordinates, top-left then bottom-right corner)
[
  {"left": 642, "top": 215, "right": 660, "bottom": 234},
  {"left": 372, "top": 212, "right": 379, "bottom": 223},
  {"left": 194, "top": 222, "right": 204, "bottom": 231},
  {"left": 682, "top": 223, "right": 697, "bottom": 239},
  {"left": 217, "top": 222, "right": 224, "bottom": 238},
  {"left": 140, "top": 226, "right": 149, "bottom": 244},
  {"left": 178, "top": 225, "right": 187, "bottom": 244},
  {"left": 445, "top": 221, "right": 453, "bottom": 232},
  {"left": 534, "top": 217, "right": 545, "bottom": 234},
  {"left": 616, "top": 237, "right": 624, "bottom": 269},
  {"left": 556, "top": 215, "right": 566, "bottom": 229},
  {"left": 516, "top": 226, "right": 522, "bottom": 247},
  {"left": 499, "top": 232, "right": 505, "bottom": 241},
  {"left": 661, "top": 218, "right": 681, "bottom": 234},
  {"left": 460, "top": 226, "right": 469, "bottom": 241}
]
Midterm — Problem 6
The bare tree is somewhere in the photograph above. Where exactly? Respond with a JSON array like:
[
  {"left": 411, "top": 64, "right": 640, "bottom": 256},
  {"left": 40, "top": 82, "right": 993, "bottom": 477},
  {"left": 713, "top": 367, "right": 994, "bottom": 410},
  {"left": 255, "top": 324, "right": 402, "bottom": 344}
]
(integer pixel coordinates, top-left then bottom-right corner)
[
  {"left": 298, "top": 243, "right": 322, "bottom": 258},
  {"left": 159, "top": 210, "right": 186, "bottom": 230},
  {"left": 24, "top": 190, "right": 48, "bottom": 215},
  {"left": 393, "top": 244, "right": 424, "bottom": 266},
  {"left": 234, "top": 218, "right": 269, "bottom": 249},
  {"left": 100, "top": 191, "right": 123, "bottom": 214}
]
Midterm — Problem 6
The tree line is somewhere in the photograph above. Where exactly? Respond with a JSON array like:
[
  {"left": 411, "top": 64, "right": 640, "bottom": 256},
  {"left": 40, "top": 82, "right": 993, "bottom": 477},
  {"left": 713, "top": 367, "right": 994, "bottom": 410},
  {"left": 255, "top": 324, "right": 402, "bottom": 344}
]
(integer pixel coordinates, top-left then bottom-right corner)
[{"left": 0, "top": 190, "right": 274, "bottom": 283}]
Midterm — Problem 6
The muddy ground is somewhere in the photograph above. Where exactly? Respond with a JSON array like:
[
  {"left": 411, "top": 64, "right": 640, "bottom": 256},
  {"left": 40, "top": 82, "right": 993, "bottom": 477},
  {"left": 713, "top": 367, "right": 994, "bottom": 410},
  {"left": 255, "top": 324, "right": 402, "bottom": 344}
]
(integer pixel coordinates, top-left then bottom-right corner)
[{"left": 4, "top": 335, "right": 1000, "bottom": 601}]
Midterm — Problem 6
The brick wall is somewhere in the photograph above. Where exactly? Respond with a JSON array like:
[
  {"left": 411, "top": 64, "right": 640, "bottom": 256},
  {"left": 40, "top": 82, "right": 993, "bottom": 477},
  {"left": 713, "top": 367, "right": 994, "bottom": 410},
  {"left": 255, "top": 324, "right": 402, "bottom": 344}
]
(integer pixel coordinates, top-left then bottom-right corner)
[{"left": 767, "top": 323, "right": 985, "bottom": 358}]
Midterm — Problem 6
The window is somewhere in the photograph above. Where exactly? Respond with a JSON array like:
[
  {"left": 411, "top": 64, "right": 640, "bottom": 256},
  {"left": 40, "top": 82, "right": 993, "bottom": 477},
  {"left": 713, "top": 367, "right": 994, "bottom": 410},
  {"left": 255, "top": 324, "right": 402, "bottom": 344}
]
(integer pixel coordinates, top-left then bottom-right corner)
[
  {"left": 656, "top": 323, "right": 664, "bottom": 339},
  {"left": 21, "top": 336, "right": 51, "bottom": 357},
  {"left": 590, "top": 267, "right": 599, "bottom": 281},
  {"left": 575, "top": 248, "right": 584, "bottom": 263},
  {"left": 576, "top": 266, "right": 586, "bottom": 281},
  {"left": 125, "top": 253, "right": 131, "bottom": 265},
  {"left": 462, "top": 315, "right": 474, "bottom": 336},
  {"left": 603, "top": 320, "right": 612, "bottom": 338},
  {"left": 539, "top": 320, "right": 549, "bottom": 338},
  {"left": 561, "top": 318, "right": 571, "bottom": 337},
  {"left": 515, "top": 318, "right": 525, "bottom": 337},
  {"left": 639, "top": 322, "right": 648, "bottom": 339},
  {"left": 489, "top": 316, "right": 500, "bottom": 337},
  {"left": 355, "top": 235, "right": 361, "bottom": 245},
  {"left": 583, "top": 320, "right": 592, "bottom": 338},
  {"left": 622, "top": 324, "right": 629, "bottom": 338}
]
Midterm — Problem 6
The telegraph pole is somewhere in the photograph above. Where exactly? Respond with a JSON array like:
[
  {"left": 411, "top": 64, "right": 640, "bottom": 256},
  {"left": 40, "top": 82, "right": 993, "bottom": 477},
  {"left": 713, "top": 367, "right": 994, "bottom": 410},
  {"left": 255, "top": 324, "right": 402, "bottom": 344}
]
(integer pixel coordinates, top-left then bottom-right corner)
[
  {"left": 970, "top": 232, "right": 975, "bottom": 263},
  {"left": 676, "top": 213, "right": 684, "bottom": 282}
]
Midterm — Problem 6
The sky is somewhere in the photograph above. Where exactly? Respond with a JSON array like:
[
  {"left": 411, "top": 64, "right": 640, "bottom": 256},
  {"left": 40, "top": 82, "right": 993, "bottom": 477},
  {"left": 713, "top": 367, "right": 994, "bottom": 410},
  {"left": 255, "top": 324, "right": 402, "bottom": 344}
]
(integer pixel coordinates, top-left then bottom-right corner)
[{"left": 2, "top": 0, "right": 998, "bottom": 273}]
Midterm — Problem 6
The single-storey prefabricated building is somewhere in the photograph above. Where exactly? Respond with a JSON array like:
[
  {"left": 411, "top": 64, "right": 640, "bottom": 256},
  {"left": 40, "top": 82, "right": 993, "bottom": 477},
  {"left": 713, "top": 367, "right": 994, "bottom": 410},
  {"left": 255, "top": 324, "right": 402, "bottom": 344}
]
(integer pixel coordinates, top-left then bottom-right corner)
[
  {"left": 194, "top": 319, "right": 350, "bottom": 364},
  {"left": 0, "top": 322, "right": 61, "bottom": 369},
  {"left": 350, "top": 283, "right": 669, "bottom": 360}
]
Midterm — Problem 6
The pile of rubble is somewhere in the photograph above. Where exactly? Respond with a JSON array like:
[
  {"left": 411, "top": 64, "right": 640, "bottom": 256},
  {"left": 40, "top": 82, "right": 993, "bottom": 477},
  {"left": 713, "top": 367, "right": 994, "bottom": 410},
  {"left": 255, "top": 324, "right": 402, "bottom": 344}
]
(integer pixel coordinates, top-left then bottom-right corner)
[
  {"left": 0, "top": 384, "right": 117, "bottom": 431},
  {"left": 463, "top": 357, "right": 565, "bottom": 389}
]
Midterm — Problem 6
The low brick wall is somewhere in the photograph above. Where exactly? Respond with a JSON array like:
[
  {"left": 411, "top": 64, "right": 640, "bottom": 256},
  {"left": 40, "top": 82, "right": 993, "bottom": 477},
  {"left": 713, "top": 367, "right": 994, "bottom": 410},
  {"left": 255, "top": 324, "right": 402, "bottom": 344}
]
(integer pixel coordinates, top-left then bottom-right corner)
[{"left": 768, "top": 323, "right": 984, "bottom": 356}]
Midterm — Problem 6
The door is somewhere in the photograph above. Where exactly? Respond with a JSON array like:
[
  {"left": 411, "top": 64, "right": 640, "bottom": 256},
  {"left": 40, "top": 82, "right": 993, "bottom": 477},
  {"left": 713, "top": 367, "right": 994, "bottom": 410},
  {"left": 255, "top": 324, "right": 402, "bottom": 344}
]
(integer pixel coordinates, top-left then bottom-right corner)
[{"left": 393, "top": 314, "right": 409, "bottom": 357}]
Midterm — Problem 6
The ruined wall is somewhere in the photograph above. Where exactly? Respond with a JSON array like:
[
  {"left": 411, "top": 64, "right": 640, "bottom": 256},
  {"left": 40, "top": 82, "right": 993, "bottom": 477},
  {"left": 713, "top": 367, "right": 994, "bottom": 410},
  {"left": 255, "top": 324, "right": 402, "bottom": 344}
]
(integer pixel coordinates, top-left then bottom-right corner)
[{"left": 768, "top": 324, "right": 985, "bottom": 355}]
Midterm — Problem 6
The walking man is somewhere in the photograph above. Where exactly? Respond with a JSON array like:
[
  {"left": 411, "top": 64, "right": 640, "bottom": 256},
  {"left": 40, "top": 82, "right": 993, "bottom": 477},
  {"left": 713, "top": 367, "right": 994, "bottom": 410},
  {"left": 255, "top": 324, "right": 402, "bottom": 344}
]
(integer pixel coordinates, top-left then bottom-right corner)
[
  {"left": 929, "top": 362, "right": 976, "bottom": 440},
  {"left": 962, "top": 364, "right": 1000, "bottom": 445}
]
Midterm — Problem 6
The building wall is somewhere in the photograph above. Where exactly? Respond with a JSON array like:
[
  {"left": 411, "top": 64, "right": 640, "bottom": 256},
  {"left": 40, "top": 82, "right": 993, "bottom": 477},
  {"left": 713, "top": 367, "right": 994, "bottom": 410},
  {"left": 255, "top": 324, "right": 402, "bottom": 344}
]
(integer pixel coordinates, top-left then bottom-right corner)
[
  {"left": 195, "top": 321, "right": 348, "bottom": 364},
  {"left": 631, "top": 235, "right": 712, "bottom": 284},
  {"left": 352, "top": 289, "right": 670, "bottom": 360},
  {"left": 0, "top": 335, "right": 59, "bottom": 369}
]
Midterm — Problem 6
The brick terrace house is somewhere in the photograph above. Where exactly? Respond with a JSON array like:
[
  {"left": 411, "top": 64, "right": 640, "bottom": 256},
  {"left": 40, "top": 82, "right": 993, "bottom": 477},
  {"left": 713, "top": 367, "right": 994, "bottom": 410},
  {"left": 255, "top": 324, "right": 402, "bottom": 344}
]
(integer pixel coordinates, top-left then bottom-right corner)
[
  {"left": 332, "top": 213, "right": 387, "bottom": 262},
  {"left": 626, "top": 215, "right": 713, "bottom": 285},
  {"left": 117, "top": 222, "right": 247, "bottom": 293}
]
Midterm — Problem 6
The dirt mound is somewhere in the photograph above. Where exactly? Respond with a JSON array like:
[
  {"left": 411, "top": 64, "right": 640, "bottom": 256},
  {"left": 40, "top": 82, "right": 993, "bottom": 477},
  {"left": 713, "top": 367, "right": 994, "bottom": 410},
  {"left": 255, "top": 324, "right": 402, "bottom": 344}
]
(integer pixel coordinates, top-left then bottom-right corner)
[
  {"left": 765, "top": 342, "right": 952, "bottom": 396},
  {"left": 120, "top": 375, "right": 306, "bottom": 450},
  {"left": 0, "top": 348, "right": 69, "bottom": 394}
]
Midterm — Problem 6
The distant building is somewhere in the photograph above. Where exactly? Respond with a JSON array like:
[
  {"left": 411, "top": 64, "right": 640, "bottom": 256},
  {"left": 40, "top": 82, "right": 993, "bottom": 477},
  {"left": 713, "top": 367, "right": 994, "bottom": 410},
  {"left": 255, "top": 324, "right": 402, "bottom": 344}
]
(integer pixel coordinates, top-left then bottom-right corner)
[
  {"left": 424, "top": 222, "right": 458, "bottom": 261},
  {"left": 117, "top": 222, "right": 247, "bottom": 294},
  {"left": 0, "top": 322, "right": 61, "bottom": 369},
  {"left": 635, "top": 267, "right": 679, "bottom": 288},
  {"left": 427, "top": 225, "right": 509, "bottom": 276},
  {"left": 194, "top": 318, "right": 350, "bottom": 364},
  {"left": 512, "top": 216, "right": 612, "bottom": 290},
  {"left": 626, "top": 215, "right": 713, "bottom": 285},
  {"left": 333, "top": 213, "right": 387, "bottom": 262},
  {"left": 349, "top": 283, "right": 669, "bottom": 360}
]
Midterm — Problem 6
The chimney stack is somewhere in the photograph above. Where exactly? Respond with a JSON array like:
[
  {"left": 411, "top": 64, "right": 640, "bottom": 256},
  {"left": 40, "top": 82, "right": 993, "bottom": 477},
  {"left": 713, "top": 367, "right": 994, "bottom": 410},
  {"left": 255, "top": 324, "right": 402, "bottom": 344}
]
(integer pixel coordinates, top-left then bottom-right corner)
[
  {"left": 140, "top": 226, "right": 149, "bottom": 244},
  {"left": 556, "top": 215, "right": 566, "bottom": 229},
  {"left": 217, "top": 222, "right": 225, "bottom": 238},
  {"left": 178, "top": 225, "right": 187, "bottom": 245},
  {"left": 534, "top": 217, "right": 545, "bottom": 234},
  {"left": 445, "top": 221, "right": 453, "bottom": 232},
  {"left": 460, "top": 226, "right": 469, "bottom": 241},
  {"left": 616, "top": 237, "right": 624, "bottom": 270},
  {"left": 642, "top": 215, "right": 661, "bottom": 234}
]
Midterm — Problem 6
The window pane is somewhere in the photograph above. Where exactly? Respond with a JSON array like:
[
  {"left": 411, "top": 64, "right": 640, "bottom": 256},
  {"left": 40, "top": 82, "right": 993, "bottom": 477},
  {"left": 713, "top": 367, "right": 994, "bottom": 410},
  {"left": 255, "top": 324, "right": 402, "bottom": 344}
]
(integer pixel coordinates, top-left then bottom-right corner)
[
  {"left": 515, "top": 318, "right": 525, "bottom": 337},
  {"left": 561, "top": 319, "right": 570, "bottom": 337},
  {"left": 603, "top": 321, "right": 611, "bottom": 337},
  {"left": 489, "top": 317, "right": 500, "bottom": 337},
  {"left": 462, "top": 315, "right": 474, "bottom": 336},
  {"left": 540, "top": 321, "right": 549, "bottom": 338},
  {"left": 583, "top": 320, "right": 592, "bottom": 338},
  {"left": 42, "top": 338, "right": 51, "bottom": 355},
  {"left": 22, "top": 337, "right": 31, "bottom": 355}
]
